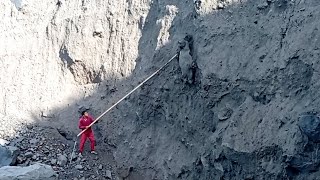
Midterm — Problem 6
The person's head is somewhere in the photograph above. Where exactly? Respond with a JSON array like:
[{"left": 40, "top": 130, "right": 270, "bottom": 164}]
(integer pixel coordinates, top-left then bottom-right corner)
[{"left": 82, "top": 111, "right": 89, "bottom": 117}]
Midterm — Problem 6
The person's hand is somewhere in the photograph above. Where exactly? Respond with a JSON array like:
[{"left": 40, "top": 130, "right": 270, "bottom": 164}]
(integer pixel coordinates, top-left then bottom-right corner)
[{"left": 86, "top": 126, "right": 90, "bottom": 129}]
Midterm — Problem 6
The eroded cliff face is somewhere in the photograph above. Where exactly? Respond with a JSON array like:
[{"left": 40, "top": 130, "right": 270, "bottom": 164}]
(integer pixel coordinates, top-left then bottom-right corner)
[
  {"left": 2, "top": 0, "right": 320, "bottom": 179},
  {"left": 103, "top": 0, "right": 320, "bottom": 179},
  {"left": 0, "top": 0, "right": 152, "bottom": 136}
]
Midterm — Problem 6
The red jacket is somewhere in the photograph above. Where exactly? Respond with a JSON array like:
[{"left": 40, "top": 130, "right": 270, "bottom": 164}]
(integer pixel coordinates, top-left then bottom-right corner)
[{"left": 79, "top": 115, "right": 94, "bottom": 133}]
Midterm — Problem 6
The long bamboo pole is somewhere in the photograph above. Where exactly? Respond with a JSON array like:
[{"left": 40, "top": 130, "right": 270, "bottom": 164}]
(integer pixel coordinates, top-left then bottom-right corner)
[{"left": 77, "top": 54, "right": 178, "bottom": 137}]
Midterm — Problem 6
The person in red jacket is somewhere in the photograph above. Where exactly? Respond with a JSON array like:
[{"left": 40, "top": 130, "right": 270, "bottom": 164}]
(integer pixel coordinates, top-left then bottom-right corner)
[{"left": 78, "top": 111, "right": 97, "bottom": 156}]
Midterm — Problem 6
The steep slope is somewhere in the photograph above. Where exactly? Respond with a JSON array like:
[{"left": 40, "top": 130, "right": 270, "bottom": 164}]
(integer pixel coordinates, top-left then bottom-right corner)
[
  {"left": 0, "top": 0, "right": 150, "bottom": 136},
  {"left": 100, "top": 0, "right": 320, "bottom": 179}
]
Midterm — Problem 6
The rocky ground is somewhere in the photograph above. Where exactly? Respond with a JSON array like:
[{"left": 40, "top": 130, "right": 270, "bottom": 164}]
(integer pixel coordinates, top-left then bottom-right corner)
[{"left": 1, "top": 124, "right": 117, "bottom": 180}]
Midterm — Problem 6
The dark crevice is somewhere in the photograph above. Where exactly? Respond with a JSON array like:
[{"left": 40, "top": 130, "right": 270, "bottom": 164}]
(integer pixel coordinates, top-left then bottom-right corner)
[{"left": 59, "top": 45, "right": 74, "bottom": 68}]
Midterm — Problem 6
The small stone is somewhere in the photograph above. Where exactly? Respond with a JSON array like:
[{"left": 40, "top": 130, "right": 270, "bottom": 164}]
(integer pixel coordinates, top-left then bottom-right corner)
[
  {"left": 24, "top": 159, "right": 31, "bottom": 166},
  {"left": 214, "top": 162, "right": 224, "bottom": 172},
  {"left": 217, "top": 3, "right": 224, "bottom": 9},
  {"left": 57, "top": 154, "right": 67, "bottom": 166},
  {"left": 162, "top": 85, "right": 169, "bottom": 90},
  {"left": 11, "top": 137, "right": 24, "bottom": 146},
  {"left": 41, "top": 111, "right": 48, "bottom": 117},
  {"left": 25, "top": 152, "right": 33, "bottom": 158},
  {"left": 99, "top": 164, "right": 103, "bottom": 170},
  {"left": 79, "top": 177, "right": 85, "bottom": 180},
  {"left": 17, "top": 156, "right": 26, "bottom": 164},
  {"left": 70, "top": 152, "right": 77, "bottom": 161},
  {"left": 257, "top": 2, "right": 268, "bottom": 10},
  {"left": 51, "top": 159, "right": 57, "bottom": 165},
  {"left": 29, "top": 138, "right": 38, "bottom": 144},
  {"left": 218, "top": 108, "right": 233, "bottom": 121},
  {"left": 0, "top": 139, "right": 9, "bottom": 146},
  {"left": 105, "top": 170, "right": 112, "bottom": 179},
  {"left": 75, "top": 165, "right": 83, "bottom": 170}
]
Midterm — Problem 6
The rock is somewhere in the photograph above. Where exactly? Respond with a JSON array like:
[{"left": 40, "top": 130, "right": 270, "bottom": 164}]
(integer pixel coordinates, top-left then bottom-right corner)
[
  {"left": 105, "top": 170, "right": 112, "bottom": 179},
  {"left": 7, "top": 146, "right": 20, "bottom": 163},
  {"left": 23, "top": 159, "right": 31, "bottom": 166},
  {"left": 117, "top": 168, "right": 129, "bottom": 178},
  {"left": 257, "top": 2, "right": 269, "bottom": 10},
  {"left": 218, "top": 107, "right": 233, "bottom": 121},
  {"left": 298, "top": 113, "right": 320, "bottom": 142},
  {"left": 11, "top": 137, "right": 24, "bottom": 146},
  {"left": 57, "top": 128, "right": 74, "bottom": 140},
  {"left": 217, "top": 3, "right": 224, "bottom": 9},
  {"left": 99, "top": 164, "right": 103, "bottom": 170},
  {"left": 287, "top": 155, "right": 318, "bottom": 172},
  {"left": 44, "top": 150, "right": 50, "bottom": 155},
  {"left": 16, "top": 156, "right": 26, "bottom": 164},
  {"left": 70, "top": 152, "right": 77, "bottom": 161},
  {"left": 0, "top": 163, "right": 57, "bottom": 180},
  {"left": 29, "top": 138, "right": 39, "bottom": 144},
  {"left": 51, "top": 159, "right": 57, "bottom": 165},
  {"left": 79, "top": 177, "right": 86, "bottom": 180},
  {"left": 75, "top": 164, "right": 83, "bottom": 170},
  {"left": 214, "top": 162, "right": 224, "bottom": 172},
  {"left": 0, "top": 145, "right": 20, "bottom": 167},
  {"left": 32, "top": 155, "right": 37, "bottom": 160},
  {"left": 57, "top": 154, "right": 67, "bottom": 166},
  {"left": 41, "top": 111, "right": 49, "bottom": 118},
  {"left": 0, "top": 139, "right": 9, "bottom": 146},
  {"left": 25, "top": 151, "right": 34, "bottom": 158}
]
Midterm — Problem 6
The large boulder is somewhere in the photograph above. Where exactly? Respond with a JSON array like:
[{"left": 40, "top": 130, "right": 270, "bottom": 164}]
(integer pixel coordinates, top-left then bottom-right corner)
[
  {"left": 0, "top": 163, "right": 57, "bottom": 180},
  {"left": 0, "top": 145, "right": 20, "bottom": 167},
  {"left": 298, "top": 113, "right": 320, "bottom": 142}
]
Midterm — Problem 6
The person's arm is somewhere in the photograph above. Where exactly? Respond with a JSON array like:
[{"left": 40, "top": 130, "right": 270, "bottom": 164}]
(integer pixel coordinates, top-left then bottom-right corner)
[{"left": 79, "top": 118, "right": 86, "bottom": 129}]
